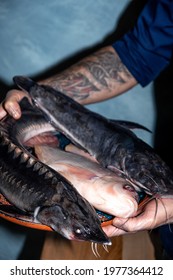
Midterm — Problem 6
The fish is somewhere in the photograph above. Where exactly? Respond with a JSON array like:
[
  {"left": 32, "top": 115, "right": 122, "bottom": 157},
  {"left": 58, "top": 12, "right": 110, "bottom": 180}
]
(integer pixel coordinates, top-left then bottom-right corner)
[
  {"left": 13, "top": 76, "right": 173, "bottom": 200},
  {"left": 0, "top": 98, "right": 111, "bottom": 245},
  {"left": 34, "top": 144, "right": 139, "bottom": 218},
  {"left": 3, "top": 97, "right": 139, "bottom": 218}
]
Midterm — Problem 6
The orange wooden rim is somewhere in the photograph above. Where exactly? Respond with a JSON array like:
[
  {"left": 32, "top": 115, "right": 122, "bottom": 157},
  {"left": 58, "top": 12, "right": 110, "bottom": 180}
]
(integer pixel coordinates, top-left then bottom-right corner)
[{"left": 0, "top": 212, "right": 52, "bottom": 231}]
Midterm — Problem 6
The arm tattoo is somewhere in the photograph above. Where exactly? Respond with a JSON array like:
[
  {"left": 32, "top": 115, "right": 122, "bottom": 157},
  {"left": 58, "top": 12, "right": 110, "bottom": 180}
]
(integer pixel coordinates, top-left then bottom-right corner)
[
  {"left": 81, "top": 51, "right": 132, "bottom": 87},
  {"left": 47, "top": 72, "right": 99, "bottom": 101},
  {"left": 44, "top": 49, "right": 134, "bottom": 102}
]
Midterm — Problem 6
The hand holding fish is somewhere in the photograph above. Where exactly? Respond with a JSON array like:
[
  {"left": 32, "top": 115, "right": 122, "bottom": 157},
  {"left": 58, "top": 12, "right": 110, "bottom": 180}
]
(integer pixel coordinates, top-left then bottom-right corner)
[
  {"left": 0, "top": 89, "right": 28, "bottom": 119},
  {"left": 103, "top": 197, "right": 173, "bottom": 237}
]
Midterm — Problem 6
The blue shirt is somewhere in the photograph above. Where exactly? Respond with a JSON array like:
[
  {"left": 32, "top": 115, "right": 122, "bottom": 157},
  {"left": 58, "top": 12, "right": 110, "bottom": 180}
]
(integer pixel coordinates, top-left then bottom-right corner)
[
  {"left": 159, "top": 224, "right": 173, "bottom": 259},
  {"left": 112, "top": 0, "right": 173, "bottom": 86}
]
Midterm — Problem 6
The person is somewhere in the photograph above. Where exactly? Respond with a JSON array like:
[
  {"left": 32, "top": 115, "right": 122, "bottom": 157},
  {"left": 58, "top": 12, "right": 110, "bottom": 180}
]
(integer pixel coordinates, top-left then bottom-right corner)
[{"left": 0, "top": 0, "right": 173, "bottom": 258}]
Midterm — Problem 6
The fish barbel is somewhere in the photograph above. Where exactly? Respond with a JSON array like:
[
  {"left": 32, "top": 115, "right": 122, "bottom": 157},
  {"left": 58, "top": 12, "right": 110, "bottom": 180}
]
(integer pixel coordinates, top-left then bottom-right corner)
[{"left": 13, "top": 76, "right": 173, "bottom": 199}]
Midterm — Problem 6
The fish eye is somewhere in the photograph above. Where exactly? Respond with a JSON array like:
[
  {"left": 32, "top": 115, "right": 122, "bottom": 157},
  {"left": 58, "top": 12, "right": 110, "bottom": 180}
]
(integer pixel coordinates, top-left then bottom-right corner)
[{"left": 75, "top": 228, "right": 81, "bottom": 234}]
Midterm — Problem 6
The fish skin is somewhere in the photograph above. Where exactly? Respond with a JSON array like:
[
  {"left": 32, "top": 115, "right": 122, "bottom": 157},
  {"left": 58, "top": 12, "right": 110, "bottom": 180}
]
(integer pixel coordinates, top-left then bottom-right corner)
[
  {"left": 34, "top": 144, "right": 138, "bottom": 218},
  {"left": 13, "top": 76, "right": 173, "bottom": 198},
  {"left": 0, "top": 100, "right": 110, "bottom": 245}
]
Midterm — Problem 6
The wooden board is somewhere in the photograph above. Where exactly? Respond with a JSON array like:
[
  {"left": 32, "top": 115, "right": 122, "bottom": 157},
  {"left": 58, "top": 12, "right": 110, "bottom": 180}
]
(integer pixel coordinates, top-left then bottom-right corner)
[{"left": 41, "top": 232, "right": 122, "bottom": 260}]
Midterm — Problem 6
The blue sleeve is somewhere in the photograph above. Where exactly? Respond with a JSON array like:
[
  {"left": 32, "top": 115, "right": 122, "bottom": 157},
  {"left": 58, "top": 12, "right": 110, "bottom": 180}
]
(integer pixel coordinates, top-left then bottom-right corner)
[{"left": 112, "top": 0, "right": 173, "bottom": 86}]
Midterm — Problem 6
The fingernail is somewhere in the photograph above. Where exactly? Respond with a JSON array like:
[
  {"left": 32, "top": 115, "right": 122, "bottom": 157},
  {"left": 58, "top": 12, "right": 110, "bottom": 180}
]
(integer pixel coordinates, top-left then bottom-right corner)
[{"left": 10, "top": 110, "right": 20, "bottom": 119}]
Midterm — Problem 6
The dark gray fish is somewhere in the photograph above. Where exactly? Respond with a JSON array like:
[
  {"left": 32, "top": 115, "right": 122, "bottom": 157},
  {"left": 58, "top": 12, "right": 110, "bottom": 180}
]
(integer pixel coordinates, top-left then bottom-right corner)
[
  {"left": 13, "top": 76, "right": 173, "bottom": 198},
  {"left": 0, "top": 98, "right": 111, "bottom": 244}
]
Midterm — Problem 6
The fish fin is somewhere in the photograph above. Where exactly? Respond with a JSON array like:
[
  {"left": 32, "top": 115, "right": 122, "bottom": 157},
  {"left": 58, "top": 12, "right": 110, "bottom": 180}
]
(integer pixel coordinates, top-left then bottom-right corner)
[
  {"left": 13, "top": 76, "right": 35, "bottom": 93},
  {"left": 109, "top": 119, "right": 151, "bottom": 133}
]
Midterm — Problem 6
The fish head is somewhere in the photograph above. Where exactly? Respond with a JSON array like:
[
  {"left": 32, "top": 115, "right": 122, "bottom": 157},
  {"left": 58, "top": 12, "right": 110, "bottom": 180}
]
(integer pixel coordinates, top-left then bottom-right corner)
[
  {"left": 36, "top": 201, "right": 111, "bottom": 245},
  {"left": 13, "top": 76, "right": 73, "bottom": 129},
  {"left": 13, "top": 75, "right": 59, "bottom": 108},
  {"left": 13, "top": 76, "right": 47, "bottom": 108}
]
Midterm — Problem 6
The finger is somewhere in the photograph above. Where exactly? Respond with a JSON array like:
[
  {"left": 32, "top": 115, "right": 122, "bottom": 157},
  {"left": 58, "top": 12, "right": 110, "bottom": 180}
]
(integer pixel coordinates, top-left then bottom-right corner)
[
  {"left": 103, "top": 199, "right": 173, "bottom": 237},
  {"left": 103, "top": 224, "right": 128, "bottom": 237},
  {"left": 3, "top": 90, "right": 29, "bottom": 119},
  {"left": 3, "top": 100, "right": 21, "bottom": 119},
  {"left": 0, "top": 102, "right": 7, "bottom": 120},
  {"left": 112, "top": 215, "right": 152, "bottom": 232},
  {"left": 112, "top": 200, "right": 160, "bottom": 232}
]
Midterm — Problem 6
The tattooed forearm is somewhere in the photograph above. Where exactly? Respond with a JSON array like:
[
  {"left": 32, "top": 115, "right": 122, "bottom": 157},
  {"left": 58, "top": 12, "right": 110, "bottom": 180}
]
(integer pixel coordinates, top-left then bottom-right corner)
[
  {"left": 45, "top": 72, "right": 99, "bottom": 101},
  {"left": 42, "top": 46, "right": 137, "bottom": 104},
  {"left": 81, "top": 51, "right": 132, "bottom": 87}
]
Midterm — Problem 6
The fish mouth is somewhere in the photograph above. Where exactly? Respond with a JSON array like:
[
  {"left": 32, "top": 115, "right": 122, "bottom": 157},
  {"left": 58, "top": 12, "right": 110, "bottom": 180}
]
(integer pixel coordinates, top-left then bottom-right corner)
[
  {"left": 86, "top": 225, "right": 112, "bottom": 245},
  {"left": 89, "top": 235, "right": 112, "bottom": 245},
  {"left": 70, "top": 232, "right": 112, "bottom": 245}
]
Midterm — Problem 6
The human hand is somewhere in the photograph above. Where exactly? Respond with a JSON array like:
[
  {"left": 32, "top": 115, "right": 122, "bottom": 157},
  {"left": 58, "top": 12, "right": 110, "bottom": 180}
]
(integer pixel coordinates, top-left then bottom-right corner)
[
  {"left": 0, "top": 89, "right": 29, "bottom": 120},
  {"left": 103, "top": 197, "right": 173, "bottom": 237}
]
